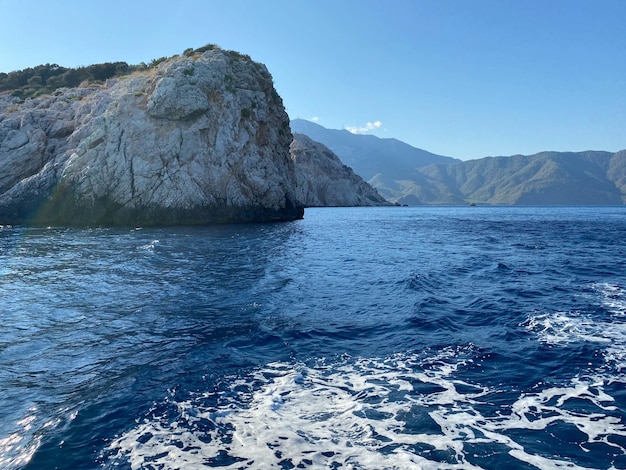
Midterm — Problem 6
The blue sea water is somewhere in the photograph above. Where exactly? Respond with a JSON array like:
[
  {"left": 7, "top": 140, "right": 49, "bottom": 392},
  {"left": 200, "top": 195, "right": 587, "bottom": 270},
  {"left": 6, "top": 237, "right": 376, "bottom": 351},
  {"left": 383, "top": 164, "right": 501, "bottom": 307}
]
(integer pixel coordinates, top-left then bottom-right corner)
[{"left": 1, "top": 206, "right": 626, "bottom": 469}]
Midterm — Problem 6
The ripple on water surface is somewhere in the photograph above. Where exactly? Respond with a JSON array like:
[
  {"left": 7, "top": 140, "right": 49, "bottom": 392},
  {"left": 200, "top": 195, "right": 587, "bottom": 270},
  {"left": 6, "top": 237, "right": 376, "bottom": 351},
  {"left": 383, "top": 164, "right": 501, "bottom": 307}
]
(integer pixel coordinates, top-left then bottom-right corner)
[{"left": 1, "top": 207, "right": 626, "bottom": 469}]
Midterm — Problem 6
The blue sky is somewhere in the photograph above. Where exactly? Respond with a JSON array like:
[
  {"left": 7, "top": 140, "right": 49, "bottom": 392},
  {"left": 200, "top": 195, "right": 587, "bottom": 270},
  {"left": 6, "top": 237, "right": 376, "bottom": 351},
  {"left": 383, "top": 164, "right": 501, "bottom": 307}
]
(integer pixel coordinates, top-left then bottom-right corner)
[{"left": 1, "top": 0, "right": 624, "bottom": 160}]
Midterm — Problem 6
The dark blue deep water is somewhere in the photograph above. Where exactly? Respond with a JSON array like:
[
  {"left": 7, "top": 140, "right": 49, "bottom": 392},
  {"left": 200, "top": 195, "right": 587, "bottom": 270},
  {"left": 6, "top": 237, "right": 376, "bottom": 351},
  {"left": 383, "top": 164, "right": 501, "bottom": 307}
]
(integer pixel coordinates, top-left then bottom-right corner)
[{"left": 2, "top": 206, "right": 626, "bottom": 469}]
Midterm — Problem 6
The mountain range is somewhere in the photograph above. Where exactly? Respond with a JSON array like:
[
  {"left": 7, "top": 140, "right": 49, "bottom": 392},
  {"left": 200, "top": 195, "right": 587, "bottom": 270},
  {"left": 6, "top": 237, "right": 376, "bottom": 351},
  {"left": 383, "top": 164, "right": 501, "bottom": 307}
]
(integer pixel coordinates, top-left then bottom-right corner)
[
  {"left": 291, "top": 119, "right": 457, "bottom": 181},
  {"left": 291, "top": 119, "right": 626, "bottom": 205}
]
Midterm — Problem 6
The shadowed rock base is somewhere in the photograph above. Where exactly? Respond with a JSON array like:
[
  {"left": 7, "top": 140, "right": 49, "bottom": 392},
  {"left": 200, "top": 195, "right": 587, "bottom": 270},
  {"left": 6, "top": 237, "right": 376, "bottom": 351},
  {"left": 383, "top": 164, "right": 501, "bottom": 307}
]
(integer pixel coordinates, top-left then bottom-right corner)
[{"left": 0, "top": 189, "right": 304, "bottom": 227}]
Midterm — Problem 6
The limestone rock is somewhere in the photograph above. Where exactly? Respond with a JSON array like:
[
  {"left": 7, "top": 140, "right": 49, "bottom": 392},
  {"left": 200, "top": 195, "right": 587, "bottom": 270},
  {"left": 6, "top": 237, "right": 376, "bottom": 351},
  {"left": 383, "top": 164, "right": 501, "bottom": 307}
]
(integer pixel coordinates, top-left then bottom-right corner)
[
  {"left": 290, "top": 133, "right": 389, "bottom": 207},
  {"left": 0, "top": 49, "right": 303, "bottom": 225}
]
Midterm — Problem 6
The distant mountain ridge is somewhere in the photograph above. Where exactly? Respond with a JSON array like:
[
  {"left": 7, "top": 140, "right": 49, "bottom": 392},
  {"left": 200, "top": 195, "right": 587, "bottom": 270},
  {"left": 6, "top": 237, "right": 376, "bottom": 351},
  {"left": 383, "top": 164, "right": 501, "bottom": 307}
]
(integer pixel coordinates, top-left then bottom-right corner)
[
  {"left": 290, "top": 119, "right": 458, "bottom": 181},
  {"left": 291, "top": 119, "right": 626, "bottom": 205},
  {"left": 409, "top": 150, "right": 626, "bottom": 205}
]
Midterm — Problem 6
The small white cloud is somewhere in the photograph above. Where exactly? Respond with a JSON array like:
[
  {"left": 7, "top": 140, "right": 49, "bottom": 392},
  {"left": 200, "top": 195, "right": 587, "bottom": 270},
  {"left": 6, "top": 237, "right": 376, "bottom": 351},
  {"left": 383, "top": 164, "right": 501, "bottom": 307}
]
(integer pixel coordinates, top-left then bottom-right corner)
[
  {"left": 310, "top": 116, "right": 320, "bottom": 122},
  {"left": 345, "top": 120, "right": 382, "bottom": 134}
]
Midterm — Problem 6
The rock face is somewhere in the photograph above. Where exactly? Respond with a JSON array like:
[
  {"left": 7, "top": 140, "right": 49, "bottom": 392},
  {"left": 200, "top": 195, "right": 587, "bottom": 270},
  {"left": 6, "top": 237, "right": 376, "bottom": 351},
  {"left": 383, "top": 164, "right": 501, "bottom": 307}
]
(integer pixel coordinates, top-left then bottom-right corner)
[
  {"left": 290, "top": 133, "right": 389, "bottom": 207},
  {"left": 0, "top": 49, "right": 303, "bottom": 225}
]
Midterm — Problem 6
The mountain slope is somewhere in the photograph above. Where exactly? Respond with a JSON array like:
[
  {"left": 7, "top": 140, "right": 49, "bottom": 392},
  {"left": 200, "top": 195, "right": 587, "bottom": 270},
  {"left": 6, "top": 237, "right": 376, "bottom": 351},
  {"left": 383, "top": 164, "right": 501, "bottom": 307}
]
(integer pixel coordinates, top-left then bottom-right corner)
[
  {"left": 290, "top": 119, "right": 458, "bottom": 184},
  {"left": 410, "top": 151, "right": 626, "bottom": 205},
  {"left": 290, "top": 133, "right": 389, "bottom": 207}
]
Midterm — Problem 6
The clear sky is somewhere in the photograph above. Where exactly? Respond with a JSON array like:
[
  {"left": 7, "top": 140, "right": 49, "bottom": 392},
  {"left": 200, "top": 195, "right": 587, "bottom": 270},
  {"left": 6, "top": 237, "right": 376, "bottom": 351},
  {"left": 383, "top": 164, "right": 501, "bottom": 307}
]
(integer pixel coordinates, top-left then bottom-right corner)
[{"left": 1, "top": 0, "right": 624, "bottom": 160}]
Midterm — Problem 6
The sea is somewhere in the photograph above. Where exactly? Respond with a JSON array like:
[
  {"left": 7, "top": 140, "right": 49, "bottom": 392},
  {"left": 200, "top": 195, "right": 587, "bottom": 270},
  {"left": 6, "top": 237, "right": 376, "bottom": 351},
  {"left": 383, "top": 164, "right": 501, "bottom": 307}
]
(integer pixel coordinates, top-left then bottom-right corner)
[{"left": 1, "top": 206, "right": 626, "bottom": 470}]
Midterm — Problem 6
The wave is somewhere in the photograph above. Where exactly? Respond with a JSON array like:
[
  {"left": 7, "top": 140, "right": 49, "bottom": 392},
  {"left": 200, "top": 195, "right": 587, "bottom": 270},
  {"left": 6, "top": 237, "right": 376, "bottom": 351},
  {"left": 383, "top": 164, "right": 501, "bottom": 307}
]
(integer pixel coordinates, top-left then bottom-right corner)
[
  {"left": 0, "top": 405, "right": 76, "bottom": 470},
  {"left": 104, "top": 345, "right": 626, "bottom": 469},
  {"left": 596, "top": 282, "right": 626, "bottom": 318},
  {"left": 0, "top": 409, "right": 41, "bottom": 470},
  {"left": 524, "top": 283, "right": 626, "bottom": 377}
]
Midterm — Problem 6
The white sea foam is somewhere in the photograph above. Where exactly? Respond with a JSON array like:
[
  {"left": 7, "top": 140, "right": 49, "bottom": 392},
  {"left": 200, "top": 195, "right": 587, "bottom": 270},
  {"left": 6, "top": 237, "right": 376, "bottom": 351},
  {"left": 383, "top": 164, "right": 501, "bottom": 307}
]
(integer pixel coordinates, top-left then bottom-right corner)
[
  {"left": 524, "top": 283, "right": 626, "bottom": 375},
  {"left": 105, "top": 347, "right": 625, "bottom": 469},
  {"left": 139, "top": 239, "right": 160, "bottom": 251},
  {"left": 524, "top": 311, "right": 611, "bottom": 345},
  {"left": 595, "top": 282, "right": 626, "bottom": 317}
]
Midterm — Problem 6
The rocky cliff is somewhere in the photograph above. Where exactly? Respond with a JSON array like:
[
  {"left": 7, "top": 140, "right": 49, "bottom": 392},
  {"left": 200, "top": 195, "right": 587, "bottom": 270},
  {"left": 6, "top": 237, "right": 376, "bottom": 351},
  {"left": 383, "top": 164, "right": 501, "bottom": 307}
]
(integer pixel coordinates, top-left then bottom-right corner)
[
  {"left": 0, "top": 48, "right": 303, "bottom": 225},
  {"left": 289, "top": 133, "right": 389, "bottom": 207}
]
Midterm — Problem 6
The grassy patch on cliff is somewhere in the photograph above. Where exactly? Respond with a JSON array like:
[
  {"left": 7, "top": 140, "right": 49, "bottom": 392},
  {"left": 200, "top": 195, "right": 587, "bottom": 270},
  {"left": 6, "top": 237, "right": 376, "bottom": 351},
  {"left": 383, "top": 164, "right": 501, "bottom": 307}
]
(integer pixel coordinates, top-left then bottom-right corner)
[{"left": 0, "top": 43, "right": 248, "bottom": 100}]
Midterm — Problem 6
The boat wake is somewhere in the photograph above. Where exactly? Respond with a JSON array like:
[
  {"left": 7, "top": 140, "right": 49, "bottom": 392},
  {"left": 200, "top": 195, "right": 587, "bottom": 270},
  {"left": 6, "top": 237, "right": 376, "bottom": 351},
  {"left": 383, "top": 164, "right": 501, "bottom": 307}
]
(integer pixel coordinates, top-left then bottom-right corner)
[{"left": 105, "top": 343, "right": 626, "bottom": 469}]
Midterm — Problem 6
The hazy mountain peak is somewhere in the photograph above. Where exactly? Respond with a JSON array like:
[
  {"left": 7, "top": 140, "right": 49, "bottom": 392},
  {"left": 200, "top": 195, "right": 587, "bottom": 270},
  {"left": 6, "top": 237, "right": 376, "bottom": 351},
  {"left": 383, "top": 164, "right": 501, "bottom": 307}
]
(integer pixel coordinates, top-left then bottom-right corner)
[{"left": 290, "top": 119, "right": 458, "bottom": 182}]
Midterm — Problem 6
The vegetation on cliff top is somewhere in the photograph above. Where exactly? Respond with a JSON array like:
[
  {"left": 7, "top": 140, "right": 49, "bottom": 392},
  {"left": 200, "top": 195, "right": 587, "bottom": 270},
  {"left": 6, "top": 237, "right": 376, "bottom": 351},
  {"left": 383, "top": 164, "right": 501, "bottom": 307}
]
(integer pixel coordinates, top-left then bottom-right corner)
[{"left": 0, "top": 44, "right": 252, "bottom": 100}]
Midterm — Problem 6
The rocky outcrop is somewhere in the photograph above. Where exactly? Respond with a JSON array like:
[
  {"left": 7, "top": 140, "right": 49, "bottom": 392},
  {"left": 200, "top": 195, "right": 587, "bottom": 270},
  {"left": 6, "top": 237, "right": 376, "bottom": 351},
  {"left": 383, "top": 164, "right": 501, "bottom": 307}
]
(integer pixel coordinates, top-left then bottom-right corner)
[
  {"left": 0, "top": 48, "right": 303, "bottom": 225},
  {"left": 290, "top": 133, "right": 389, "bottom": 207}
]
